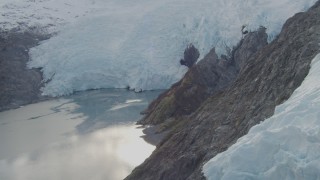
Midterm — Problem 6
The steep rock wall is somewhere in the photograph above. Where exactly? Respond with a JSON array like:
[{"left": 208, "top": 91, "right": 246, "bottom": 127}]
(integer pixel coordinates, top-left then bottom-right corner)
[{"left": 139, "top": 27, "right": 268, "bottom": 132}]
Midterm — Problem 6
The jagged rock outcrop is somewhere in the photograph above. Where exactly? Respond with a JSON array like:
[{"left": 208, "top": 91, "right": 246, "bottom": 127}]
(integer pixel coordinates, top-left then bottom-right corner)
[
  {"left": 232, "top": 26, "right": 268, "bottom": 71},
  {"left": 180, "top": 44, "right": 200, "bottom": 68},
  {"left": 0, "top": 29, "right": 49, "bottom": 111},
  {"left": 126, "top": 2, "right": 320, "bottom": 180},
  {"left": 139, "top": 27, "right": 268, "bottom": 133}
]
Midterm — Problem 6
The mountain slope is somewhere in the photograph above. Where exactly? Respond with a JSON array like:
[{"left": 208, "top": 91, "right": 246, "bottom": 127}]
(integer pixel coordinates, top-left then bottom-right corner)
[
  {"left": 126, "top": 2, "right": 320, "bottom": 180},
  {"left": 204, "top": 52, "right": 320, "bottom": 179},
  {"left": 0, "top": 30, "right": 49, "bottom": 111},
  {"left": 138, "top": 27, "right": 268, "bottom": 128}
]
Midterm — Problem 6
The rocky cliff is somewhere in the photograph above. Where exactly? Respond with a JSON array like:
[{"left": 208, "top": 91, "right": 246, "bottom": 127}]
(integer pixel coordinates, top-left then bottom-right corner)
[
  {"left": 139, "top": 27, "right": 268, "bottom": 132},
  {"left": 126, "top": 1, "right": 320, "bottom": 180},
  {"left": 0, "top": 29, "right": 49, "bottom": 111}
]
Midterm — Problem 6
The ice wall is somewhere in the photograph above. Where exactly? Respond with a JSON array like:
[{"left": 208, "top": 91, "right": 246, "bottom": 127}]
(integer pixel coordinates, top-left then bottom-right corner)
[{"left": 1, "top": 0, "right": 316, "bottom": 96}]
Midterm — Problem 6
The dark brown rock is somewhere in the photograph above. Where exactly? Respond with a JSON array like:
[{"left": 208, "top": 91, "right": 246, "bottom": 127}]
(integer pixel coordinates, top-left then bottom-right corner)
[{"left": 126, "top": 2, "right": 320, "bottom": 180}]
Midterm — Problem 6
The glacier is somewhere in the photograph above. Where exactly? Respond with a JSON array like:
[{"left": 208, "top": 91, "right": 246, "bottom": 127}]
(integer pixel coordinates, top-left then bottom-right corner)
[
  {"left": 1, "top": 0, "right": 318, "bottom": 96},
  {"left": 0, "top": 0, "right": 99, "bottom": 33},
  {"left": 203, "top": 53, "right": 320, "bottom": 180}
]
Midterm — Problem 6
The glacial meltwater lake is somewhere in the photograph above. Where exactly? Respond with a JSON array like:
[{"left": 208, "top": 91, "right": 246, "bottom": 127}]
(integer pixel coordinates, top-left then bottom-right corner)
[{"left": 0, "top": 89, "right": 162, "bottom": 180}]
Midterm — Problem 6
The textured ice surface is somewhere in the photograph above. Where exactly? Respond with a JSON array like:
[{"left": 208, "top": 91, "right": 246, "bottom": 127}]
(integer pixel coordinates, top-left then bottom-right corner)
[
  {"left": 1, "top": 0, "right": 317, "bottom": 96},
  {"left": 0, "top": 0, "right": 98, "bottom": 33},
  {"left": 203, "top": 53, "right": 320, "bottom": 180}
]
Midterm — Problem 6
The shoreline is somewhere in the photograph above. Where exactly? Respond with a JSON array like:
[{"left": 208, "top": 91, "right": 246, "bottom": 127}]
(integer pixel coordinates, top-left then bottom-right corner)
[
  {"left": 0, "top": 26, "right": 170, "bottom": 148},
  {"left": 139, "top": 125, "right": 168, "bottom": 146}
]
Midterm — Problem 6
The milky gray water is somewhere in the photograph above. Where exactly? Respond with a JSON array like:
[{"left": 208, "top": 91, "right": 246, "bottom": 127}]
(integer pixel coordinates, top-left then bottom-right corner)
[{"left": 0, "top": 89, "right": 162, "bottom": 180}]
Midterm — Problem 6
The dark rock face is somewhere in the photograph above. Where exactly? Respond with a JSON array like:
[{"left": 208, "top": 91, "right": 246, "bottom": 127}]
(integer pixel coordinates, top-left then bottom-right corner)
[
  {"left": 126, "top": 2, "right": 320, "bottom": 180},
  {"left": 180, "top": 44, "right": 200, "bottom": 68},
  {"left": 138, "top": 27, "right": 268, "bottom": 132},
  {"left": 0, "top": 29, "right": 49, "bottom": 111},
  {"left": 233, "top": 26, "right": 268, "bottom": 71}
]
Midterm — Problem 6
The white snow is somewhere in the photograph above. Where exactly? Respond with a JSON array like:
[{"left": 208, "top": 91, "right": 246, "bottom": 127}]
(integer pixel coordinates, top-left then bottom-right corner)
[
  {"left": 0, "top": 0, "right": 98, "bottom": 33},
  {"left": 203, "top": 53, "right": 320, "bottom": 180},
  {"left": 1, "top": 0, "right": 318, "bottom": 96}
]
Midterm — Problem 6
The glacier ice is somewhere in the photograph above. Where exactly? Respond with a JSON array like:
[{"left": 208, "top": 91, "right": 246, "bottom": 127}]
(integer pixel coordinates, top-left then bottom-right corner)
[
  {"left": 203, "top": 53, "right": 320, "bottom": 180},
  {"left": 1, "top": 0, "right": 317, "bottom": 96},
  {"left": 0, "top": 0, "right": 100, "bottom": 33}
]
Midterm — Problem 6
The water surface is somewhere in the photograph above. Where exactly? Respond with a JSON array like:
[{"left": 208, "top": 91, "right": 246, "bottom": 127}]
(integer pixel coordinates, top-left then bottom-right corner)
[{"left": 0, "top": 89, "right": 162, "bottom": 180}]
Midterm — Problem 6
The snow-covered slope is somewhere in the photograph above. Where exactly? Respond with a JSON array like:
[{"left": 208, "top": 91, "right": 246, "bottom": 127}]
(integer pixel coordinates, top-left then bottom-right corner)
[
  {"left": 203, "top": 53, "right": 320, "bottom": 179},
  {"left": 0, "top": 0, "right": 97, "bottom": 33},
  {"left": 1, "top": 0, "right": 317, "bottom": 96}
]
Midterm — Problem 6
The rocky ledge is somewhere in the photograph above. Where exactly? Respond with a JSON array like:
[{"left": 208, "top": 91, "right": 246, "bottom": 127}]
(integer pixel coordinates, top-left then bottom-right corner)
[{"left": 126, "top": 1, "right": 320, "bottom": 180}]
